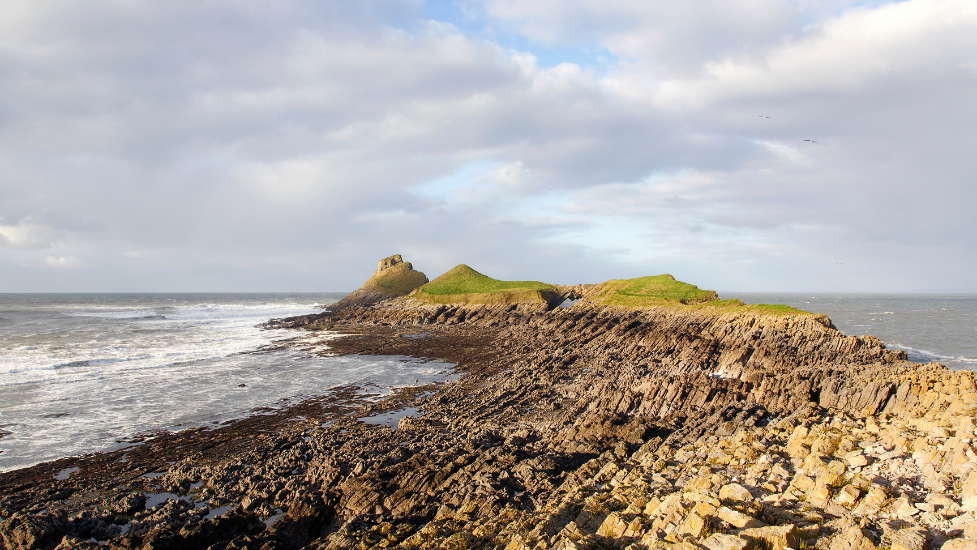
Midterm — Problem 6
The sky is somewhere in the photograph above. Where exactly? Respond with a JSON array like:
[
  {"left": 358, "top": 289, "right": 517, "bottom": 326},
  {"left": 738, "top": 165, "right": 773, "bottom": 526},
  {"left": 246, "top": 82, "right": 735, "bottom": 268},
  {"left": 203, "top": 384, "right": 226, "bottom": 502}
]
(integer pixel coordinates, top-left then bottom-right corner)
[{"left": 1, "top": 0, "right": 975, "bottom": 293}]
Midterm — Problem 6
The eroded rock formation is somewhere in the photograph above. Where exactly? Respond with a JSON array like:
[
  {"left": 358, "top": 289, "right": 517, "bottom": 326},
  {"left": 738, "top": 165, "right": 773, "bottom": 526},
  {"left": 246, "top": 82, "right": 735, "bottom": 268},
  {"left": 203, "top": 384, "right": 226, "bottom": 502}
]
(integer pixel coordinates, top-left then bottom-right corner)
[{"left": 328, "top": 255, "right": 428, "bottom": 311}]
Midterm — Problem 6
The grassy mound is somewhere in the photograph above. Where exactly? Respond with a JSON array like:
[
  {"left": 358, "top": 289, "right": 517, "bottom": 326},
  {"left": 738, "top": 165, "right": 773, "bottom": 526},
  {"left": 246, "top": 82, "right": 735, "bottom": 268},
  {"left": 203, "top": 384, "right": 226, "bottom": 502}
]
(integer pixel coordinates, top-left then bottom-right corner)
[
  {"left": 587, "top": 274, "right": 719, "bottom": 307},
  {"left": 585, "top": 275, "right": 810, "bottom": 315},
  {"left": 413, "top": 265, "right": 560, "bottom": 305}
]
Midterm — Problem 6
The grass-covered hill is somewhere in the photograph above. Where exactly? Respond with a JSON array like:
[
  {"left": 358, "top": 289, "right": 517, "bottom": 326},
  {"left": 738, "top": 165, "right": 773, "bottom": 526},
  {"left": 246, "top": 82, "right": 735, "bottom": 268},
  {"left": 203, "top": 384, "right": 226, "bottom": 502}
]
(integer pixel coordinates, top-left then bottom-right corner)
[
  {"left": 586, "top": 274, "right": 719, "bottom": 306},
  {"left": 583, "top": 274, "right": 809, "bottom": 315},
  {"left": 411, "top": 265, "right": 563, "bottom": 306}
]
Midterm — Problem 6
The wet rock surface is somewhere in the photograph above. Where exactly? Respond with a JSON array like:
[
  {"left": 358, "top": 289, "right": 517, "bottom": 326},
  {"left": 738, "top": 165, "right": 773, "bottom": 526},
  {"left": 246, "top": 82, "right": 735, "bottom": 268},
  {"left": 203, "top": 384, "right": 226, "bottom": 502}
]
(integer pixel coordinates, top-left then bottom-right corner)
[{"left": 3, "top": 301, "right": 976, "bottom": 550}]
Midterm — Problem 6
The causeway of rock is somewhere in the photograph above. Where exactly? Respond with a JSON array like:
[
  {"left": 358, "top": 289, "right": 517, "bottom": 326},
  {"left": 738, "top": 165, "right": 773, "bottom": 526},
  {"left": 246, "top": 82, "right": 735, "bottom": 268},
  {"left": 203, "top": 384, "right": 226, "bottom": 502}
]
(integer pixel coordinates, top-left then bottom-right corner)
[{"left": 3, "top": 264, "right": 977, "bottom": 550}]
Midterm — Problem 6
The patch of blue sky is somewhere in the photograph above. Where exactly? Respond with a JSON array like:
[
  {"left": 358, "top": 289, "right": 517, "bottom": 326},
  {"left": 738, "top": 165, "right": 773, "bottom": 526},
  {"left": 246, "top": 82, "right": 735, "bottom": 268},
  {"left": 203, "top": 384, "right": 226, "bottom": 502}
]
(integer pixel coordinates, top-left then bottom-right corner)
[
  {"left": 411, "top": 159, "right": 498, "bottom": 202},
  {"left": 422, "top": 0, "right": 618, "bottom": 71},
  {"left": 424, "top": 0, "right": 484, "bottom": 36},
  {"left": 500, "top": 35, "right": 618, "bottom": 72},
  {"left": 795, "top": 0, "right": 910, "bottom": 27}
]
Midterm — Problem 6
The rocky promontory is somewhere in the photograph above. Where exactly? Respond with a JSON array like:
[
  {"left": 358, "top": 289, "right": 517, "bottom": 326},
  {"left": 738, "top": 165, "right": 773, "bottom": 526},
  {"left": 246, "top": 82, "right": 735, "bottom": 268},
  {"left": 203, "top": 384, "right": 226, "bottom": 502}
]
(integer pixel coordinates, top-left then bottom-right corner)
[
  {"left": 2, "top": 258, "right": 976, "bottom": 550},
  {"left": 327, "top": 255, "right": 429, "bottom": 311}
]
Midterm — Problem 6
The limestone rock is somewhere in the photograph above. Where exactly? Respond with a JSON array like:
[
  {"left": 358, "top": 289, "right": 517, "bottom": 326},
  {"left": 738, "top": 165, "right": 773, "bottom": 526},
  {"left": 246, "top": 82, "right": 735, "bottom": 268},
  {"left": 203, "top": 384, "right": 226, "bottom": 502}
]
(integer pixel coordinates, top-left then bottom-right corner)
[
  {"left": 835, "top": 484, "right": 862, "bottom": 508},
  {"left": 892, "top": 495, "right": 920, "bottom": 519},
  {"left": 890, "top": 527, "right": 928, "bottom": 550},
  {"left": 828, "top": 525, "right": 877, "bottom": 550},
  {"left": 678, "top": 512, "right": 707, "bottom": 538},
  {"left": 845, "top": 451, "right": 869, "bottom": 468},
  {"left": 854, "top": 486, "right": 888, "bottom": 516},
  {"left": 962, "top": 471, "right": 977, "bottom": 511},
  {"left": 596, "top": 512, "right": 628, "bottom": 539},
  {"left": 702, "top": 533, "right": 749, "bottom": 550},
  {"left": 719, "top": 483, "right": 753, "bottom": 503},
  {"left": 739, "top": 524, "right": 800, "bottom": 550},
  {"left": 717, "top": 506, "right": 764, "bottom": 529}
]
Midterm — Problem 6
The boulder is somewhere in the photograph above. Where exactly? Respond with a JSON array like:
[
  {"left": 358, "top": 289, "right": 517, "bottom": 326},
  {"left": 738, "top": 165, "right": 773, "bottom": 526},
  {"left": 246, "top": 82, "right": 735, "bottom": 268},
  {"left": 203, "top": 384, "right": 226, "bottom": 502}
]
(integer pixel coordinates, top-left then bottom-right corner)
[
  {"left": 703, "top": 533, "right": 749, "bottom": 550},
  {"left": 962, "top": 471, "right": 977, "bottom": 511},
  {"left": 719, "top": 483, "right": 753, "bottom": 503},
  {"left": 739, "top": 524, "right": 800, "bottom": 550},
  {"left": 0, "top": 512, "right": 68, "bottom": 550},
  {"left": 890, "top": 528, "right": 928, "bottom": 550},
  {"left": 828, "top": 525, "right": 877, "bottom": 550}
]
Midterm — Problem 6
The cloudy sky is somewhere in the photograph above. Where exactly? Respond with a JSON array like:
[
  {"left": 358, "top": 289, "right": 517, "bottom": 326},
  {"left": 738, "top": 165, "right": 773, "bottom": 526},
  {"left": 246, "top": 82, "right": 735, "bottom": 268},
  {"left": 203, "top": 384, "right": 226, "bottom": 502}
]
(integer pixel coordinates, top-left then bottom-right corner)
[{"left": 1, "top": 0, "right": 975, "bottom": 293}]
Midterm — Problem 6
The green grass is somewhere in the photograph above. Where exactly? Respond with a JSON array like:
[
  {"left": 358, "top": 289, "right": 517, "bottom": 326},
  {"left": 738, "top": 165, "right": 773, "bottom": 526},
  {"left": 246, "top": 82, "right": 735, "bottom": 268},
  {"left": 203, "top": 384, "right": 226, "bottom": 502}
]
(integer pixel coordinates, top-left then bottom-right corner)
[
  {"left": 586, "top": 275, "right": 811, "bottom": 315},
  {"left": 751, "top": 303, "right": 807, "bottom": 314},
  {"left": 412, "top": 265, "right": 559, "bottom": 305},
  {"left": 589, "top": 274, "right": 719, "bottom": 307},
  {"left": 419, "top": 265, "right": 555, "bottom": 295}
]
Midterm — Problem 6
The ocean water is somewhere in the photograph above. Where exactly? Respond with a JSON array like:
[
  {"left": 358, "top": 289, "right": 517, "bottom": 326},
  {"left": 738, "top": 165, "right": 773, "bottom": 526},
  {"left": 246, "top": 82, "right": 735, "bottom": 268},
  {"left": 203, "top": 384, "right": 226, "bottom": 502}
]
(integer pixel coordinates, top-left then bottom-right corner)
[
  {"left": 722, "top": 293, "right": 977, "bottom": 371},
  {"left": 0, "top": 294, "right": 453, "bottom": 471}
]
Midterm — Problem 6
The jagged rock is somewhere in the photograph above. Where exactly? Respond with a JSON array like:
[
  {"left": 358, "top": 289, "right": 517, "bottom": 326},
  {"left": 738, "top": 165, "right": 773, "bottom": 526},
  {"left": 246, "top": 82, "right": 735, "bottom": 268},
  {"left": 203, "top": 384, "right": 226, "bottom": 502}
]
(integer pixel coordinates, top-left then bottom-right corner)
[
  {"left": 828, "top": 525, "right": 877, "bottom": 550},
  {"left": 962, "top": 471, "right": 977, "bottom": 511},
  {"left": 854, "top": 486, "right": 889, "bottom": 516},
  {"left": 703, "top": 533, "right": 749, "bottom": 550},
  {"left": 845, "top": 450, "right": 869, "bottom": 468},
  {"left": 328, "top": 254, "right": 429, "bottom": 311},
  {"left": 941, "top": 539, "right": 977, "bottom": 550},
  {"left": 678, "top": 512, "right": 707, "bottom": 538},
  {"left": 739, "top": 524, "right": 800, "bottom": 550},
  {"left": 0, "top": 512, "right": 68, "bottom": 550},
  {"left": 893, "top": 495, "right": 921, "bottom": 518},
  {"left": 52, "top": 536, "right": 101, "bottom": 550},
  {"left": 890, "top": 527, "right": 929, "bottom": 550},
  {"left": 835, "top": 484, "right": 862, "bottom": 508},
  {"left": 719, "top": 483, "right": 753, "bottom": 503},
  {"left": 596, "top": 513, "right": 628, "bottom": 539},
  {"left": 717, "top": 506, "right": 764, "bottom": 529}
]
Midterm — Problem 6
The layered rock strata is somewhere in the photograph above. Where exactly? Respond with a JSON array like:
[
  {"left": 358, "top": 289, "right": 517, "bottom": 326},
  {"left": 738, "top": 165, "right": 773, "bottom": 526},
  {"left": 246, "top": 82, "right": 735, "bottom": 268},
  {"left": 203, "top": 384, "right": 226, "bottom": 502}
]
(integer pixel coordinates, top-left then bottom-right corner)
[{"left": 2, "top": 300, "right": 976, "bottom": 550}]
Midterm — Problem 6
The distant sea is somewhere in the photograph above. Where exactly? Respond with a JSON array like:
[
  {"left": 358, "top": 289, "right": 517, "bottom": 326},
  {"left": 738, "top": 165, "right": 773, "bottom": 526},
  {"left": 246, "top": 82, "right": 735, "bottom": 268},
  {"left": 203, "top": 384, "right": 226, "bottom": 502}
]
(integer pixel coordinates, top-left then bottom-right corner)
[
  {"left": 0, "top": 294, "right": 454, "bottom": 471},
  {"left": 1, "top": 292, "right": 974, "bottom": 471}
]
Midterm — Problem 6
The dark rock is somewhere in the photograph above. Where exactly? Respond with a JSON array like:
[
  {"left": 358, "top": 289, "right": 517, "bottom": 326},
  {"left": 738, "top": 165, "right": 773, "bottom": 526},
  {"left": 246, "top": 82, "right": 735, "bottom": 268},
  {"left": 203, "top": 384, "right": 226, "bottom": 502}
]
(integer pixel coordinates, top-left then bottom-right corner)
[{"left": 0, "top": 511, "right": 67, "bottom": 550}]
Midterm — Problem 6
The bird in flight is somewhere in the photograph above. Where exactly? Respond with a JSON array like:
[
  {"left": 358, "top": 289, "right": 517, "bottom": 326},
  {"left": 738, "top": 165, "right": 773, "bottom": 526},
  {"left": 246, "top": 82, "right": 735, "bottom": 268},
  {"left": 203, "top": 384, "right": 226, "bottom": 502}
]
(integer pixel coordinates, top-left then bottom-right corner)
[
  {"left": 803, "top": 139, "right": 818, "bottom": 144},
  {"left": 758, "top": 115, "right": 771, "bottom": 118}
]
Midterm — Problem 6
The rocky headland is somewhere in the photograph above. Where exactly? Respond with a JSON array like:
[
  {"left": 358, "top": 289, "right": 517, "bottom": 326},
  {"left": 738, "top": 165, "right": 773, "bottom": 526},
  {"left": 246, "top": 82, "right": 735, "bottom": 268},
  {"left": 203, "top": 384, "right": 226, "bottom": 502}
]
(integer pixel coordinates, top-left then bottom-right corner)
[{"left": 2, "top": 258, "right": 976, "bottom": 550}]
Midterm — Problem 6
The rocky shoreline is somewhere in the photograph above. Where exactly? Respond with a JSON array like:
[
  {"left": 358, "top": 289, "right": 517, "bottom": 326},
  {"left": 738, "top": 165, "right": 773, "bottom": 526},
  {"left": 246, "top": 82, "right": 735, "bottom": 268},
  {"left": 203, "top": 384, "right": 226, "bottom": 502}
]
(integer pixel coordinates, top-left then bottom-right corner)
[{"left": 2, "top": 298, "right": 976, "bottom": 550}]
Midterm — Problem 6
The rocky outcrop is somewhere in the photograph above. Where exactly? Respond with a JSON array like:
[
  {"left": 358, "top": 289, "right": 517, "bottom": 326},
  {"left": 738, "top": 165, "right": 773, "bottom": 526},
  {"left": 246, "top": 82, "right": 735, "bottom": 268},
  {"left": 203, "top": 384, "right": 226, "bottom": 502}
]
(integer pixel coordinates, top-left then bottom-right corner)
[
  {"left": 4, "top": 298, "right": 976, "bottom": 550},
  {"left": 328, "top": 255, "right": 428, "bottom": 311}
]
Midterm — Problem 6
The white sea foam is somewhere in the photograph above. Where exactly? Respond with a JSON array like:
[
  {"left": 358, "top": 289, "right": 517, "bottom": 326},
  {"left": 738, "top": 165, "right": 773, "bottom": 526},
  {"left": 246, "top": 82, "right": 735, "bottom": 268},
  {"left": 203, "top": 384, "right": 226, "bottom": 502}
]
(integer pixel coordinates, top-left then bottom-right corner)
[
  {"left": 0, "top": 293, "right": 456, "bottom": 471},
  {"left": 888, "top": 342, "right": 977, "bottom": 365}
]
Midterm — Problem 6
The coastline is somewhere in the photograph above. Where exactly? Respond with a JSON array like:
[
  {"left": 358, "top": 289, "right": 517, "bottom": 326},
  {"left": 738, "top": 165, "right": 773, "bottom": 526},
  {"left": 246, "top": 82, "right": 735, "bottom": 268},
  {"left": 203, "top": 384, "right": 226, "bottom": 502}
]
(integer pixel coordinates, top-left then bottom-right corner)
[{"left": 2, "top": 300, "right": 976, "bottom": 550}]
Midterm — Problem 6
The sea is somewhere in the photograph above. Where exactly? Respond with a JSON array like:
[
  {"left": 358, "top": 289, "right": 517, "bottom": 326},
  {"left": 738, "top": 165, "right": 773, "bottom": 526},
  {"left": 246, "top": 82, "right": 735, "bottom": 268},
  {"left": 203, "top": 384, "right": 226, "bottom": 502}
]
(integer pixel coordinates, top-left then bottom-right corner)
[
  {"left": 0, "top": 294, "right": 455, "bottom": 472},
  {"left": 0, "top": 293, "right": 974, "bottom": 472}
]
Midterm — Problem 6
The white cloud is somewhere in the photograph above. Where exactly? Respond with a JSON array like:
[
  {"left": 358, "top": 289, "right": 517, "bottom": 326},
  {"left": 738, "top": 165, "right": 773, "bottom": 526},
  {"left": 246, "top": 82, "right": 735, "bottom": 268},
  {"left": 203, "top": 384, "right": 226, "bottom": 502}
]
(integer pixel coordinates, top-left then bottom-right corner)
[
  {"left": 0, "top": 219, "right": 57, "bottom": 249},
  {"left": 44, "top": 255, "right": 80, "bottom": 268},
  {"left": 644, "top": 0, "right": 977, "bottom": 110}
]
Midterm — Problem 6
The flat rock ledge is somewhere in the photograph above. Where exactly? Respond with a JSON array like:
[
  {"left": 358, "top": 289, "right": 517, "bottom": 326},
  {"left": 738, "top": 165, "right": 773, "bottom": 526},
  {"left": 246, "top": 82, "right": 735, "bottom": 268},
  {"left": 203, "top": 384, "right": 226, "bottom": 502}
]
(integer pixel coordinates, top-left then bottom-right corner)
[{"left": 3, "top": 302, "right": 976, "bottom": 550}]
